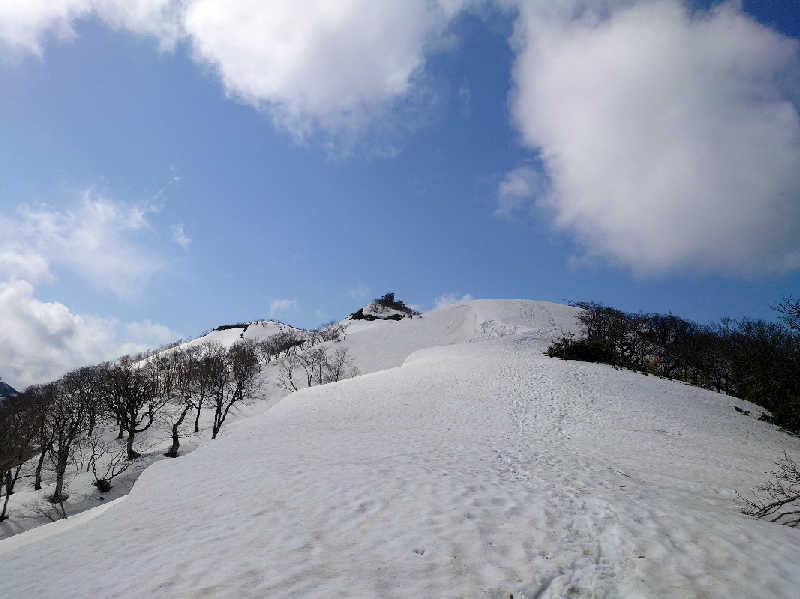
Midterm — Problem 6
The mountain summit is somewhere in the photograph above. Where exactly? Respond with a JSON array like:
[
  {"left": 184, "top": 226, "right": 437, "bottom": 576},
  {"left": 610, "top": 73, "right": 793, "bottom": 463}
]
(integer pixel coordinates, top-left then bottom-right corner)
[{"left": 349, "top": 292, "right": 420, "bottom": 321}]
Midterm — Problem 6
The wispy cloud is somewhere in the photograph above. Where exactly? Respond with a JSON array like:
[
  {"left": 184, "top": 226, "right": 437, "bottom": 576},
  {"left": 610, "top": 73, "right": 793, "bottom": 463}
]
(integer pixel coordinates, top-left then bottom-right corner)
[
  {"left": 348, "top": 282, "right": 371, "bottom": 301},
  {"left": 433, "top": 293, "right": 473, "bottom": 310},
  {"left": 269, "top": 298, "right": 297, "bottom": 318},
  {"left": 171, "top": 223, "right": 191, "bottom": 249},
  {"left": 495, "top": 166, "right": 545, "bottom": 220},
  {"left": 0, "top": 190, "right": 168, "bottom": 299}
]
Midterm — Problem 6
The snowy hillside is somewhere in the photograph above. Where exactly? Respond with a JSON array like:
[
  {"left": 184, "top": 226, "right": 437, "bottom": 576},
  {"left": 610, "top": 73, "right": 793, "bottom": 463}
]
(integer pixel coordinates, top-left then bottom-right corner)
[
  {"left": 182, "top": 319, "right": 307, "bottom": 349},
  {"left": 2, "top": 299, "right": 800, "bottom": 598}
]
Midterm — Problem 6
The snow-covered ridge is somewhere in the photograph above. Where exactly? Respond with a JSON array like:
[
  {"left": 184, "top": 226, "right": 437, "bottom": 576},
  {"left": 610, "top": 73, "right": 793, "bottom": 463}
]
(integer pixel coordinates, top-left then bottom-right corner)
[
  {"left": 181, "top": 319, "right": 307, "bottom": 350},
  {"left": 3, "top": 299, "right": 800, "bottom": 598}
]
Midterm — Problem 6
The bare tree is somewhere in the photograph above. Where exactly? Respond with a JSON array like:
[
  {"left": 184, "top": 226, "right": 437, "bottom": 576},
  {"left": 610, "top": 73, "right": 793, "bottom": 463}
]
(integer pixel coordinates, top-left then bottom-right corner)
[
  {"left": 277, "top": 350, "right": 300, "bottom": 392},
  {"left": 257, "top": 331, "right": 305, "bottom": 364},
  {"left": 0, "top": 396, "right": 35, "bottom": 521},
  {"left": 208, "top": 341, "right": 260, "bottom": 439},
  {"left": 104, "top": 357, "right": 169, "bottom": 459},
  {"left": 164, "top": 347, "right": 203, "bottom": 457},
  {"left": 776, "top": 295, "right": 800, "bottom": 333},
  {"left": 48, "top": 371, "right": 90, "bottom": 502},
  {"left": 66, "top": 365, "right": 104, "bottom": 437},
  {"left": 29, "top": 383, "right": 57, "bottom": 490},
  {"left": 740, "top": 452, "right": 800, "bottom": 527},
  {"left": 300, "top": 346, "right": 328, "bottom": 387},
  {"left": 309, "top": 322, "right": 347, "bottom": 345},
  {"left": 277, "top": 345, "right": 358, "bottom": 391},
  {"left": 323, "top": 347, "right": 359, "bottom": 383}
]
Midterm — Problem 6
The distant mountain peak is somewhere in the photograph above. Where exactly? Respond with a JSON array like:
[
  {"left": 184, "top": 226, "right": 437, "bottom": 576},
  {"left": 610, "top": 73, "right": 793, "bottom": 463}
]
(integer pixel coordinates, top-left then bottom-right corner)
[{"left": 0, "top": 381, "right": 18, "bottom": 398}]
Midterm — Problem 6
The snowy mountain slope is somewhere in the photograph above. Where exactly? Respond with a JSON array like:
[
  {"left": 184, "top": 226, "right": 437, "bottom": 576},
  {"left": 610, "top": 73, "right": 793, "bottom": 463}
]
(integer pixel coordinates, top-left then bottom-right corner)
[
  {"left": 2, "top": 300, "right": 800, "bottom": 598},
  {"left": 343, "top": 299, "right": 580, "bottom": 375}
]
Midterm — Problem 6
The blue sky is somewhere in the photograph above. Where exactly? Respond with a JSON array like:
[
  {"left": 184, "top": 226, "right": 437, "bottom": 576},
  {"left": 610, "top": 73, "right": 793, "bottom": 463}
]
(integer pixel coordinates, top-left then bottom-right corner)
[{"left": 1, "top": 1, "right": 799, "bottom": 388}]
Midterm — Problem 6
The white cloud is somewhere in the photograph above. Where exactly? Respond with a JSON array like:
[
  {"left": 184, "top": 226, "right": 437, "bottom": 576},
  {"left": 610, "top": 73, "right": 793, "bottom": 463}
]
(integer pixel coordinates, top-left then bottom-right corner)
[
  {"left": 0, "top": 0, "right": 180, "bottom": 57},
  {"left": 171, "top": 223, "right": 191, "bottom": 249},
  {"left": 0, "top": 279, "right": 180, "bottom": 389},
  {"left": 269, "top": 298, "right": 297, "bottom": 318},
  {"left": 92, "top": 0, "right": 183, "bottom": 49},
  {"left": 0, "top": 250, "right": 53, "bottom": 283},
  {"left": 434, "top": 292, "right": 473, "bottom": 309},
  {"left": 495, "top": 165, "right": 546, "bottom": 219},
  {"left": 507, "top": 0, "right": 800, "bottom": 275},
  {"left": 183, "top": 0, "right": 470, "bottom": 139},
  {"left": 0, "top": 1, "right": 472, "bottom": 140},
  {"left": 0, "top": 191, "right": 166, "bottom": 298}
]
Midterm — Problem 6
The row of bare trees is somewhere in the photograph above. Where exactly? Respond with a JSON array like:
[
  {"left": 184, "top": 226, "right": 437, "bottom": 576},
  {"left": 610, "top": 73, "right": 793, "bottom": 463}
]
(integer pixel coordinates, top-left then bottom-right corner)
[
  {"left": 1, "top": 321, "right": 357, "bottom": 523},
  {"left": 277, "top": 346, "right": 358, "bottom": 391},
  {"left": 0, "top": 339, "right": 263, "bottom": 520}
]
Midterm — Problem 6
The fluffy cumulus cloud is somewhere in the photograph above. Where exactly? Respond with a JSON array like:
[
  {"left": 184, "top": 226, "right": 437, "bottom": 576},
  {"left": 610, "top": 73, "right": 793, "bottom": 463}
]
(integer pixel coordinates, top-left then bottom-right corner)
[
  {"left": 0, "top": 191, "right": 166, "bottom": 298},
  {"left": 0, "top": 0, "right": 471, "bottom": 138},
  {"left": 0, "top": 191, "right": 181, "bottom": 388},
  {"left": 0, "top": 280, "right": 181, "bottom": 389},
  {"left": 182, "top": 0, "right": 470, "bottom": 138},
  {"left": 506, "top": 0, "right": 800, "bottom": 275}
]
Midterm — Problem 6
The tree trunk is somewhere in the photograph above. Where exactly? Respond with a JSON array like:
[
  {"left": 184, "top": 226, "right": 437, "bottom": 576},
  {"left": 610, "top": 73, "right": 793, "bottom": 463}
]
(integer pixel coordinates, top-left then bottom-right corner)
[
  {"left": 117, "top": 419, "right": 124, "bottom": 440},
  {"left": 34, "top": 446, "right": 47, "bottom": 490},
  {"left": 0, "top": 471, "right": 11, "bottom": 521},
  {"left": 165, "top": 404, "right": 192, "bottom": 458},
  {"left": 1, "top": 466, "right": 22, "bottom": 521},
  {"left": 87, "top": 409, "right": 97, "bottom": 438},
  {"left": 51, "top": 458, "right": 68, "bottom": 503},
  {"left": 126, "top": 430, "right": 140, "bottom": 460},
  {"left": 194, "top": 402, "right": 202, "bottom": 433}
]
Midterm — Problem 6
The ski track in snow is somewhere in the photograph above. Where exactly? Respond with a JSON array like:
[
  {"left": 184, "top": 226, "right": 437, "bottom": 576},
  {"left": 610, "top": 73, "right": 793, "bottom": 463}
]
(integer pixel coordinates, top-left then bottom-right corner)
[{"left": 1, "top": 299, "right": 800, "bottom": 598}]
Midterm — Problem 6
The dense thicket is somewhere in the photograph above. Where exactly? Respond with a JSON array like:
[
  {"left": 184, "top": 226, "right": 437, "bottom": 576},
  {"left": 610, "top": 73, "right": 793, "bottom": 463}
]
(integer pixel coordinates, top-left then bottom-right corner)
[{"left": 547, "top": 299, "right": 800, "bottom": 432}]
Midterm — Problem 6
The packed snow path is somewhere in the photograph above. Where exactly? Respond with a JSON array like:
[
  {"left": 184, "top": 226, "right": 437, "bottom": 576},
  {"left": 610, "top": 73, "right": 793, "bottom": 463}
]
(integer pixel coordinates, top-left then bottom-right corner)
[{"left": 2, "top": 300, "right": 800, "bottom": 597}]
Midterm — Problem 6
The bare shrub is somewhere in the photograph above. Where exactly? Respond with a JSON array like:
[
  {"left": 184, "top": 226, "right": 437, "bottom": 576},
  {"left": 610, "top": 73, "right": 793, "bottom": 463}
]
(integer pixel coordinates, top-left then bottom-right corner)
[
  {"left": 82, "top": 431, "right": 132, "bottom": 492},
  {"left": 740, "top": 452, "right": 800, "bottom": 527}
]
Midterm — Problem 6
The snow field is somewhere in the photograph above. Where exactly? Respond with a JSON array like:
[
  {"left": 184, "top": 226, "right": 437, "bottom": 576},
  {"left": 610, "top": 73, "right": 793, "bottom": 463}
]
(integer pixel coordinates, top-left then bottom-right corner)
[{"left": 1, "top": 300, "right": 799, "bottom": 597}]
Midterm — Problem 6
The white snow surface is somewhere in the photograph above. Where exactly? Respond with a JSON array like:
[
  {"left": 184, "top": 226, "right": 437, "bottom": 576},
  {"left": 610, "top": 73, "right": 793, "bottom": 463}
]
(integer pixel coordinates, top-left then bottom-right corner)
[{"left": 2, "top": 299, "right": 800, "bottom": 598}]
